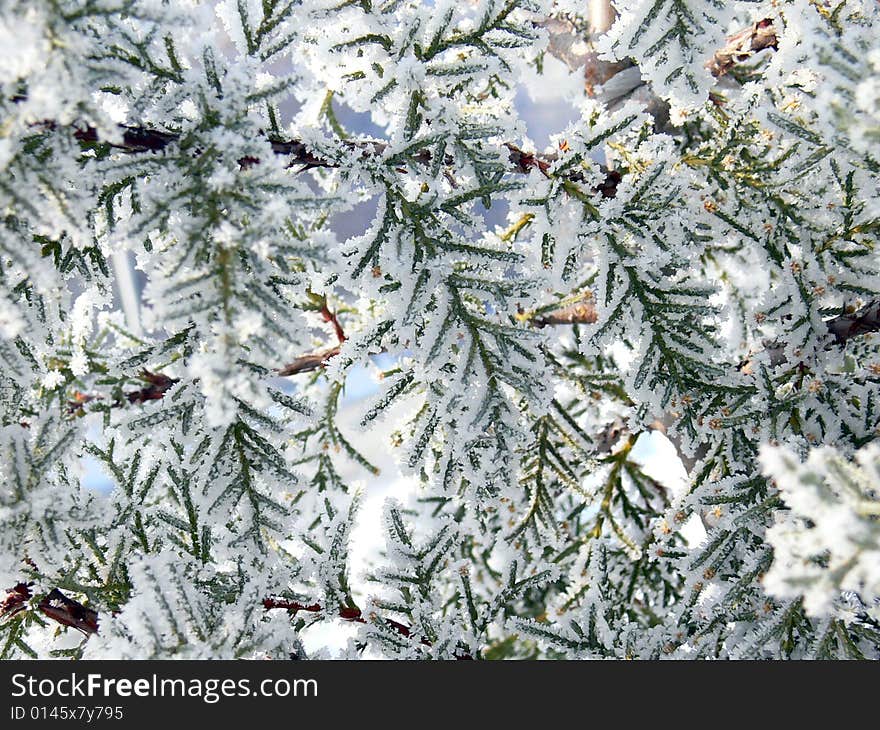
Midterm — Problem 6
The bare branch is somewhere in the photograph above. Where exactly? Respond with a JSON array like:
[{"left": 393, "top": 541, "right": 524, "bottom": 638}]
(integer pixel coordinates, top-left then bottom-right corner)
[
  {"left": 707, "top": 20, "right": 778, "bottom": 78},
  {"left": 532, "top": 300, "right": 599, "bottom": 327},
  {"left": 276, "top": 346, "right": 341, "bottom": 376},
  {"left": 263, "top": 597, "right": 472, "bottom": 658},
  {"left": 827, "top": 300, "right": 880, "bottom": 345},
  {"left": 1, "top": 583, "right": 99, "bottom": 636}
]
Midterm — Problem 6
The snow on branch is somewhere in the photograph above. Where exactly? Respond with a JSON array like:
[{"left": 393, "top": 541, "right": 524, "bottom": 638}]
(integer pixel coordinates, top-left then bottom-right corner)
[{"left": 2, "top": 0, "right": 879, "bottom": 661}]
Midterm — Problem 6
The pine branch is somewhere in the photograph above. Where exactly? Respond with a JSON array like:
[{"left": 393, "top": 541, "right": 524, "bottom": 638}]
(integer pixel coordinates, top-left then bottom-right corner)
[
  {"left": 65, "top": 296, "right": 879, "bottom": 390},
  {"left": 738, "top": 300, "right": 880, "bottom": 374},
  {"left": 48, "top": 120, "right": 624, "bottom": 193},
  {"left": 277, "top": 294, "right": 599, "bottom": 375},
  {"left": 655, "top": 300, "right": 880, "bottom": 476},
  {"left": 533, "top": 294, "right": 880, "bottom": 344},
  {"left": 69, "top": 123, "right": 404, "bottom": 169},
  {"left": 608, "top": 299, "right": 880, "bottom": 472},
  {"left": 1, "top": 582, "right": 471, "bottom": 656},
  {"left": 543, "top": 295, "right": 880, "bottom": 347},
  {"left": 0, "top": 585, "right": 377, "bottom": 650},
  {"left": 541, "top": 14, "right": 778, "bottom": 92}
]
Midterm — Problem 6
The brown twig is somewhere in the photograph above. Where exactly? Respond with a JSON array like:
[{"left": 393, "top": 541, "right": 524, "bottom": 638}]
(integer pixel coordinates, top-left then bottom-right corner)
[
  {"left": 67, "top": 369, "right": 179, "bottom": 415},
  {"left": 827, "top": 300, "right": 880, "bottom": 345},
  {"left": 320, "top": 302, "right": 347, "bottom": 345},
  {"left": 504, "top": 143, "right": 553, "bottom": 177},
  {"left": 707, "top": 19, "right": 778, "bottom": 78},
  {"left": 276, "top": 346, "right": 342, "bottom": 376},
  {"left": 532, "top": 300, "right": 599, "bottom": 327},
  {"left": 262, "top": 597, "right": 471, "bottom": 658},
  {"left": 37, "top": 589, "right": 100, "bottom": 635},
  {"left": 503, "top": 143, "right": 622, "bottom": 197},
  {"left": 125, "top": 369, "right": 179, "bottom": 403},
  {"left": 1, "top": 583, "right": 99, "bottom": 636},
  {"left": 276, "top": 300, "right": 347, "bottom": 377},
  {"left": 0, "top": 583, "right": 30, "bottom": 618},
  {"left": 261, "top": 598, "right": 325, "bottom": 614}
]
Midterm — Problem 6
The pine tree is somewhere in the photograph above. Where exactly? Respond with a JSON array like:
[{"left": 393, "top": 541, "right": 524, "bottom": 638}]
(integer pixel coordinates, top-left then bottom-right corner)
[{"left": 1, "top": 0, "right": 879, "bottom": 660}]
